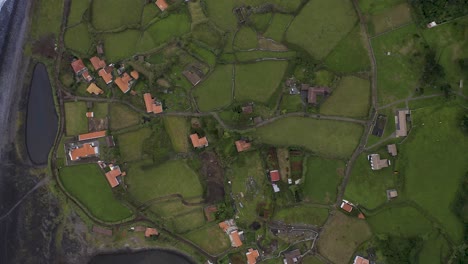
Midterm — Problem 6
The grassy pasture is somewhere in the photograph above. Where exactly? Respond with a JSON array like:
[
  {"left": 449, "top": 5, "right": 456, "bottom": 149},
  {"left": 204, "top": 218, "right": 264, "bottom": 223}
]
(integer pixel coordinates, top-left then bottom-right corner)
[
  {"left": 252, "top": 117, "right": 363, "bottom": 158},
  {"left": 320, "top": 76, "right": 370, "bottom": 118},
  {"left": 127, "top": 159, "right": 203, "bottom": 202},
  {"left": 418, "top": 231, "right": 451, "bottom": 264},
  {"left": 235, "top": 50, "right": 296, "bottom": 62},
  {"left": 194, "top": 65, "right": 233, "bottom": 111},
  {"left": 324, "top": 25, "right": 370, "bottom": 73},
  {"left": 149, "top": 199, "right": 199, "bottom": 217},
  {"left": 372, "top": 24, "right": 426, "bottom": 105},
  {"left": 302, "top": 256, "right": 324, "bottom": 264},
  {"left": 286, "top": 0, "right": 357, "bottom": 59},
  {"left": 279, "top": 95, "right": 303, "bottom": 113},
  {"left": 172, "top": 209, "right": 206, "bottom": 233},
  {"left": 235, "top": 61, "right": 288, "bottom": 103},
  {"left": 109, "top": 103, "right": 140, "bottom": 130},
  {"left": 67, "top": 0, "right": 89, "bottom": 26},
  {"left": 264, "top": 14, "right": 293, "bottom": 42},
  {"left": 92, "top": 103, "right": 108, "bottom": 119},
  {"left": 163, "top": 116, "right": 189, "bottom": 153},
  {"left": 64, "top": 102, "right": 88, "bottom": 135},
  {"left": 234, "top": 27, "right": 258, "bottom": 50},
  {"left": 344, "top": 152, "right": 396, "bottom": 209},
  {"left": 141, "top": 4, "right": 160, "bottom": 26},
  {"left": 91, "top": 0, "right": 144, "bottom": 30},
  {"left": 359, "top": 0, "right": 406, "bottom": 15},
  {"left": 302, "top": 157, "right": 345, "bottom": 204},
  {"left": 367, "top": 206, "right": 433, "bottom": 237},
  {"left": 251, "top": 13, "right": 272, "bottom": 33},
  {"left": 30, "top": 0, "right": 64, "bottom": 39},
  {"left": 65, "top": 23, "right": 92, "bottom": 55},
  {"left": 186, "top": 224, "right": 231, "bottom": 255},
  {"left": 273, "top": 205, "right": 328, "bottom": 226},
  {"left": 116, "top": 127, "right": 152, "bottom": 162},
  {"left": 400, "top": 105, "right": 467, "bottom": 242},
  {"left": 102, "top": 30, "right": 140, "bottom": 61},
  {"left": 59, "top": 164, "right": 133, "bottom": 222},
  {"left": 146, "top": 13, "right": 191, "bottom": 46},
  {"left": 368, "top": 3, "right": 412, "bottom": 35},
  {"left": 188, "top": 0, "right": 208, "bottom": 26},
  {"left": 318, "top": 212, "right": 372, "bottom": 264},
  {"left": 192, "top": 23, "right": 223, "bottom": 49},
  {"left": 189, "top": 44, "right": 217, "bottom": 67}
]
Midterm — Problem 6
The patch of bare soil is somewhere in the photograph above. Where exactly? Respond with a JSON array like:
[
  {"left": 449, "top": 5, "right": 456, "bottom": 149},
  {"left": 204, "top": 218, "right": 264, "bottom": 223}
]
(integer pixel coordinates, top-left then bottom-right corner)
[
  {"left": 88, "top": 117, "right": 108, "bottom": 132},
  {"left": 199, "top": 151, "right": 225, "bottom": 204},
  {"left": 32, "top": 34, "right": 56, "bottom": 59}
]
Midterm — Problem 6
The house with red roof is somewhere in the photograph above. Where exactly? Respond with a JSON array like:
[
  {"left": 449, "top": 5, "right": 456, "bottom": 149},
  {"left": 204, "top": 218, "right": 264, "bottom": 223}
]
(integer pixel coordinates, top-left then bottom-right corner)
[
  {"left": 105, "top": 164, "right": 124, "bottom": 188},
  {"left": 219, "top": 219, "right": 243, "bottom": 248},
  {"left": 90, "top": 56, "right": 106, "bottom": 70},
  {"left": 246, "top": 248, "right": 260, "bottom": 264},
  {"left": 143, "top": 93, "right": 163, "bottom": 114},
  {"left": 144, "top": 227, "right": 159, "bottom": 238},
  {"left": 68, "top": 143, "right": 98, "bottom": 161},
  {"left": 115, "top": 72, "right": 133, "bottom": 93},
  {"left": 353, "top": 256, "right": 370, "bottom": 264},
  {"left": 190, "top": 133, "right": 208, "bottom": 148},
  {"left": 270, "top": 170, "right": 280, "bottom": 182},
  {"left": 235, "top": 139, "right": 251, "bottom": 152},
  {"left": 71, "top": 59, "right": 93, "bottom": 82},
  {"left": 155, "top": 0, "right": 169, "bottom": 11},
  {"left": 78, "top": 130, "right": 107, "bottom": 141},
  {"left": 340, "top": 200, "right": 354, "bottom": 213}
]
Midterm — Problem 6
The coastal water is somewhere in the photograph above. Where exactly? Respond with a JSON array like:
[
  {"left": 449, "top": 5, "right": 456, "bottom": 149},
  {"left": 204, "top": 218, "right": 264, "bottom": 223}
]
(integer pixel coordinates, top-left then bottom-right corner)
[
  {"left": 89, "top": 250, "right": 196, "bottom": 264},
  {"left": 25, "top": 63, "right": 58, "bottom": 164}
]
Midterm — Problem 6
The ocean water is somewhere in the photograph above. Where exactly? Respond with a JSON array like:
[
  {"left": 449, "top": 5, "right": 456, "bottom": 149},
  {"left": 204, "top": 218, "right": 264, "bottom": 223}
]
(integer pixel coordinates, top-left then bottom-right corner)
[{"left": 0, "top": 0, "right": 14, "bottom": 59}]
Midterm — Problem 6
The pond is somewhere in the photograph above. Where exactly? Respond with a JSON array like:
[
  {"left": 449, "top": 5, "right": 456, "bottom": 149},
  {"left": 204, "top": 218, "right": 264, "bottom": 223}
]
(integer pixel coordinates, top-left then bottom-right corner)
[
  {"left": 88, "top": 249, "right": 196, "bottom": 264},
  {"left": 25, "top": 63, "right": 58, "bottom": 165}
]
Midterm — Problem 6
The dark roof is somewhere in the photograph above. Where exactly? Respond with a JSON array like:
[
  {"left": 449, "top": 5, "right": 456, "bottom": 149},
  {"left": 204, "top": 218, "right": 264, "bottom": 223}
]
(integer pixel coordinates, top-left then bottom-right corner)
[
  {"left": 284, "top": 249, "right": 301, "bottom": 264},
  {"left": 106, "top": 136, "right": 115, "bottom": 147},
  {"left": 307, "top": 87, "right": 331, "bottom": 104}
]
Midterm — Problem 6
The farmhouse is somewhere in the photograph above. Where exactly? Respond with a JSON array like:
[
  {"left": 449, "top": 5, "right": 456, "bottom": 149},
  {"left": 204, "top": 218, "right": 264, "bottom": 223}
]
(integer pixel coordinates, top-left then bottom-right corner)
[
  {"left": 155, "top": 0, "right": 168, "bottom": 11},
  {"left": 86, "top": 112, "right": 94, "bottom": 118},
  {"left": 246, "top": 248, "right": 260, "bottom": 264},
  {"left": 367, "top": 154, "right": 390, "bottom": 170},
  {"left": 353, "top": 255, "right": 370, "bottom": 264},
  {"left": 182, "top": 66, "right": 203, "bottom": 86},
  {"left": 89, "top": 56, "right": 106, "bottom": 70},
  {"left": 98, "top": 66, "right": 114, "bottom": 84},
  {"left": 395, "top": 109, "right": 410, "bottom": 137},
  {"left": 270, "top": 170, "right": 280, "bottom": 182},
  {"left": 283, "top": 249, "right": 301, "bottom": 264},
  {"left": 302, "top": 85, "right": 331, "bottom": 104},
  {"left": 144, "top": 227, "right": 159, "bottom": 238},
  {"left": 219, "top": 219, "right": 243, "bottom": 248},
  {"left": 386, "top": 189, "right": 398, "bottom": 200},
  {"left": 190, "top": 133, "right": 208, "bottom": 148},
  {"left": 82, "top": 71, "right": 93, "bottom": 82},
  {"left": 115, "top": 72, "right": 133, "bottom": 93},
  {"left": 235, "top": 139, "right": 251, "bottom": 152},
  {"left": 71, "top": 59, "right": 93, "bottom": 82},
  {"left": 340, "top": 200, "right": 353, "bottom": 213},
  {"left": 143, "top": 93, "right": 163, "bottom": 114},
  {"left": 86, "top": 83, "right": 104, "bottom": 95},
  {"left": 68, "top": 143, "right": 99, "bottom": 161},
  {"left": 105, "top": 164, "right": 124, "bottom": 188},
  {"left": 78, "top": 130, "right": 107, "bottom": 141},
  {"left": 387, "top": 144, "right": 397, "bottom": 156}
]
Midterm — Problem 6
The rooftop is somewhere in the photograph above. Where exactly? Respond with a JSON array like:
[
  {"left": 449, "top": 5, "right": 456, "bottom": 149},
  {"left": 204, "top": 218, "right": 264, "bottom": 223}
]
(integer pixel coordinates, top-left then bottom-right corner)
[
  {"left": 145, "top": 227, "right": 159, "bottom": 237},
  {"left": 190, "top": 133, "right": 208, "bottom": 148},
  {"left": 368, "top": 154, "right": 389, "bottom": 170},
  {"left": 340, "top": 200, "right": 353, "bottom": 213},
  {"left": 86, "top": 83, "right": 104, "bottom": 95},
  {"left": 105, "top": 165, "right": 122, "bottom": 188},
  {"left": 283, "top": 249, "right": 301, "bottom": 264},
  {"left": 387, "top": 144, "right": 397, "bottom": 156},
  {"left": 143, "top": 93, "right": 163, "bottom": 114},
  {"left": 270, "top": 170, "right": 280, "bottom": 182},
  {"left": 395, "top": 109, "right": 410, "bottom": 137},
  {"left": 90, "top": 56, "right": 106, "bottom": 70},
  {"left": 115, "top": 73, "right": 132, "bottom": 93},
  {"left": 69, "top": 143, "right": 98, "bottom": 161},
  {"left": 246, "top": 248, "right": 260, "bottom": 264},
  {"left": 229, "top": 230, "right": 243, "bottom": 247},
  {"left": 99, "top": 68, "right": 113, "bottom": 84},
  {"left": 353, "top": 256, "right": 370, "bottom": 264},
  {"left": 155, "top": 0, "right": 168, "bottom": 11},
  {"left": 71, "top": 59, "right": 86, "bottom": 74},
  {"left": 78, "top": 130, "right": 107, "bottom": 141},
  {"left": 235, "top": 140, "right": 251, "bottom": 152}
]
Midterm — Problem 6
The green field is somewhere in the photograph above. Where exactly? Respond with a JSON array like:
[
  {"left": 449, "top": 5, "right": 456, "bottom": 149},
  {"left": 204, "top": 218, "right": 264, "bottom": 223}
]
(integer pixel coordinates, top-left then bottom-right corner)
[
  {"left": 172, "top": 209, "right": 206, "bottom": 233},
  {"left": 110, "top": 103, "right": 141, "bottom": 130},
  {"left": 251, "top": 13, "right": 272, "bottom": 33},
  {"left": 263, "top": 14, "right": 293, "bottom": 42},
  {"left": 367, "top": 206, "right": 433, "bottom": 237},
  {"left": 358, "top": 0, "right": 406, "bottom": 14},
  {"left": 273, "top": 205, "right": 329, "bottom": 226},
  {"left": 368, "top": 3, "right": 412, "bottom": 35},
  {"left": 91, "top": 0, "right": 144, "bottom": 30},
  {"left": 194, "top": 65, "right": 233, "bottom": 111},
  {"left": 279, "top": 95, "right": 303, "bottom": 113},
  {"left": 372, "top": 24, "right": 426, "bottom": 105},
  {"left": 399, "top": 105, "right": 467, "bottom": 242},
  {"left": 302, "top": 256, "right": 324, "bottom": 264},
  {"left": 344, "top": 152, "right": 396, "bottom": 209},
  {"left": 286, "top": 0, "right": 357, "bottom": 59},
  {"left": 59, "top": 164, "right": 133, "bottom": 222},
  {"left": 234, "top": 27, "right": 258, "bottom": 50},
  {"left": 30, "top": 0, "right": 64, "bottom": 39},
  {"left": 302, "top": 157, "right": 345, "bottom": 204},
  {"left": 235, "top": 61, "right": 288, "bottom": 103},
  {"left": 417, "top": 231, "right": 451, "bottom": 264},
  {"left": 192, "top": 22, "right": 223, "bottom": 49},
  {"left": 141, "top": 4, "right": 160, "bottom": 26},
  {"left": 186, "top": 224, "right": 231, "bottom": 255},
  {"left": 228, "top": 151, "right": 270, "bottom": 225},
  {"left": 163, "top": 116, "right": 189, "bottom": 153},
  {"left": 116, "top": 127, "right": 152, "bottom": 162},
  {"left": 252, "top": 117, "right": 363, "bottom": 158},
  {"left": 92, "top": 103, "right": 108, "bottom": 119},
  {"left": 64, "top": 102, "right": 88, "bottom": 135},
  {"left": 146, "top": 13, "right": 191, "bottom": 46},
  {"left": 149, "top": 199, "right": 200, "bottom": 218},
  {"left": 320, "top": 76, "right": 370, "bottom": 118},
  {"left": 324, "top": 25, "right": 370, "bottom": 73},
  {"left": 102, "top": 30, "right": 140, "bottom": 61},
  {"left": 318, "top": 212, "right": 372, "bottom": 264},
  {"left": 67, "top": 0, "right": 89, "bottom": 26},
  {"left": 127, "top": 159, "right": 203, "bottom": 202}
]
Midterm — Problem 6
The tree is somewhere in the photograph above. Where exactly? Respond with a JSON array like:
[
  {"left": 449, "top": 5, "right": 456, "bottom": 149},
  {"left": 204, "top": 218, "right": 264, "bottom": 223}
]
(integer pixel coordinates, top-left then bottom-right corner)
[{"left": 461, "top": 114, "right": 468, "bottom": 134}]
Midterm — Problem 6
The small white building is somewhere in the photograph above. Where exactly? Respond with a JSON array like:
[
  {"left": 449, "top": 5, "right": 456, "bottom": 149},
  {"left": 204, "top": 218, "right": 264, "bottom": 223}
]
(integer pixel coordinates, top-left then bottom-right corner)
[{"left": 427, "top": 21, "right": 438, "bottom": 28}]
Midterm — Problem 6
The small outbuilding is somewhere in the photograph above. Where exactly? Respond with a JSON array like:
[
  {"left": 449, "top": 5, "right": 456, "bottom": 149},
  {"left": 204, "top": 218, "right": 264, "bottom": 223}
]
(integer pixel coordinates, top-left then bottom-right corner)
[
  {"left": 387, "top": 144, "right": 397, "bottom": 156},
  {"left": 386, "top": 189, "right": 398, "bottom": 200}
]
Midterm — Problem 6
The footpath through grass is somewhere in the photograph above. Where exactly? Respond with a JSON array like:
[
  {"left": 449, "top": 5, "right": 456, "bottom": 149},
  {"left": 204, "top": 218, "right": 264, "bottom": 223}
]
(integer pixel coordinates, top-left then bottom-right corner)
[
  {"left": 59, "top": 164, "right": 133, "bottom": 222},
  {"left": 251, "top": 117, "right": 363, "bottom": 159},
  {"left": 127, "top": 159, "right": 203, "bottom": 203}
]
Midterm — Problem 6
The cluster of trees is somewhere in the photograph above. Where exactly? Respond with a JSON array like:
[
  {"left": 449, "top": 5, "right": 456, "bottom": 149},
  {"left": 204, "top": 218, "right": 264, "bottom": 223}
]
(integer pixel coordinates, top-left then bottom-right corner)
[
  {"left": 410, "top": 0, "right": 468, "bottom": 25},
  {"left": 418, "top": 50, "right": 452, "bottom": 97},
  {"left": 377, "top": 236, "right": 423, "bottom": 263}
]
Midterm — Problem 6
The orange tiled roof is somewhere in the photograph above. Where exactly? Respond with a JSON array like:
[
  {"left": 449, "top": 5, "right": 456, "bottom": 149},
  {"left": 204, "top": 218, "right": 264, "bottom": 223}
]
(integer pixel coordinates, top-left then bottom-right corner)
[
  {"left": 82, "top": 70, "right": 93, "bottom": 82},
  {"left": 219, "top": 222, "right": 229, "bottom": 232},
  {"left": 71, "top": 59, "right": 86, "bottom": 74},
  {"left": 130, "top": 70, "right": 139, "bottom": 80},
  {"left": 115, "top": 73, "right": 132, "bottom": 93},
  {"left": 90, "top": 56, "right": 106, "bottom": 70},
  {"left": 86, "top": 112, "right": 94, "bottom": 118},
  {"left": 86, "top": 83, "right": 104, "bottom": 95},
  {"left": 145, "top": 228, "right": 159, "bottom": 237},
  {"left": 99, "top": 68, "right": 113, "bottom": 84},
  {"left": 69, "top": 143, "right": 97, "bottom": 161},
  {"left": 190, "top": 133, "right": 208, "bottom": 148},
  {"left": 143, "top": 93, "right": 163, "bottom": 114},
  {"left": 354, "top": 256, "right": 370, "bottom": 264},
  {"left": 105, "top": 166, "right": 122, "bottom": 188},
  {"left": 341, "top": 201, "right": 353, "bottom": 213},
  {"left": 235, "top": 140, "right": 251, "bottom": 152},
  {"left": 155, "top": 0, "right": 168, "bottom": 11},
  {"left": 230, "top": 231, "right": 243, "bottom": 247},
  {"left": 246, "top": 248, "right": 260, "bottom": 264},
  {"left": 78, "top": 130, "right": 107, "bottom": 141}
]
